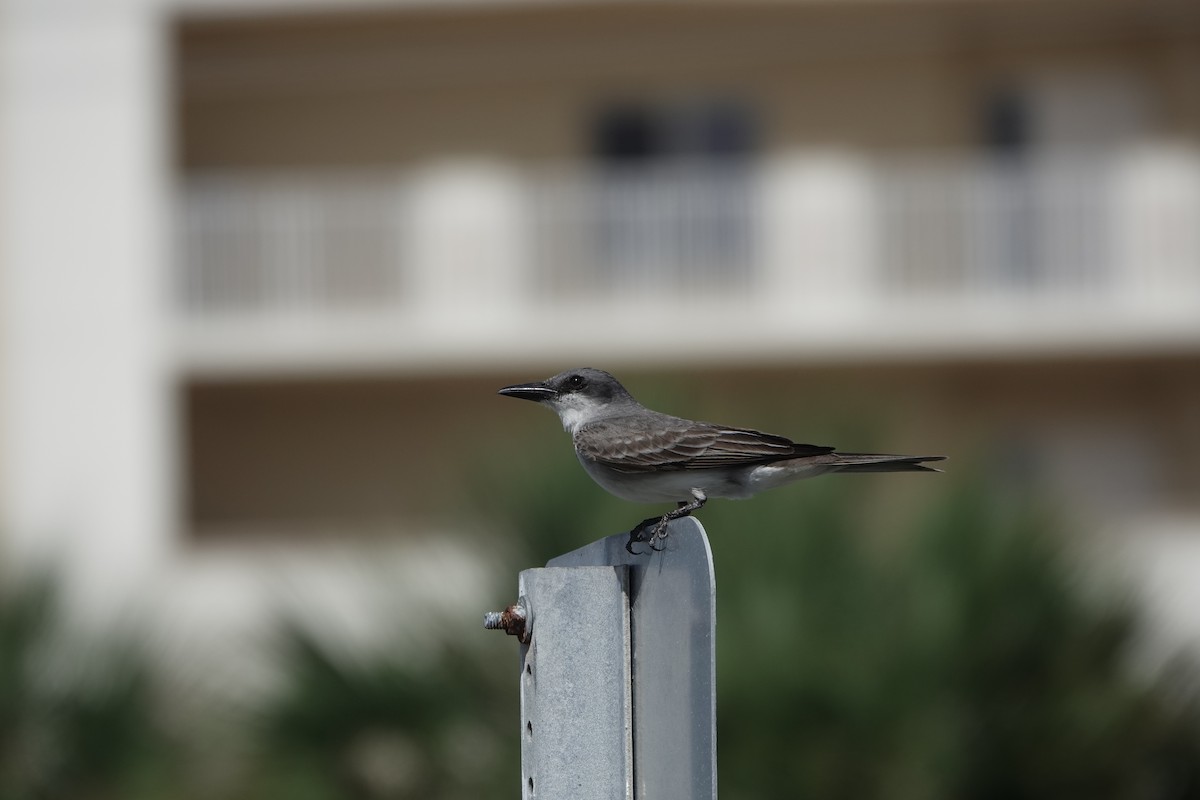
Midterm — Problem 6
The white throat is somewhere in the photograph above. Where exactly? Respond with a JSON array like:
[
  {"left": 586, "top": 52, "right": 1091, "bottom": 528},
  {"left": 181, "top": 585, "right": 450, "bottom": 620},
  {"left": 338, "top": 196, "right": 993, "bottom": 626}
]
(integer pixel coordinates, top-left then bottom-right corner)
[{"left": 556, "top": 404, "right": 591, "bottom": 435}]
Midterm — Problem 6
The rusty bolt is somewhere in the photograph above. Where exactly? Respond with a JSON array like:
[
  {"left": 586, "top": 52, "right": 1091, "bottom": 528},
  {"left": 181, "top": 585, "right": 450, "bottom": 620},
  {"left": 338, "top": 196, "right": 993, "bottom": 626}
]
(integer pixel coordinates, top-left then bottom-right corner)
[{"left": 483, "top": 603, "right": 528, "bottom": 643}]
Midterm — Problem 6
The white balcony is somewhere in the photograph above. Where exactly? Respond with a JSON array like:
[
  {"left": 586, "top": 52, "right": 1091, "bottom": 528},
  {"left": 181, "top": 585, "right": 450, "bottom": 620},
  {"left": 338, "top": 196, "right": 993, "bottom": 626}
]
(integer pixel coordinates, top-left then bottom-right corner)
[{"left": 174, "top": 148, "right": 1200, "bottom": 375}]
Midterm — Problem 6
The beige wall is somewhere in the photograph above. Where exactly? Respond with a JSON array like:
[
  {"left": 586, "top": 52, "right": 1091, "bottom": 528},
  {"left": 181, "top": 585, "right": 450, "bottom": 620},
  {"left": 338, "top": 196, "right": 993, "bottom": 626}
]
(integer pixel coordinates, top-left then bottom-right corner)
[
  {"left": 184, "top": 356, "right": 1200, "bottom": 539},
  {"left": 176, "top": 0, "right": 1200, "bottom": 169}
]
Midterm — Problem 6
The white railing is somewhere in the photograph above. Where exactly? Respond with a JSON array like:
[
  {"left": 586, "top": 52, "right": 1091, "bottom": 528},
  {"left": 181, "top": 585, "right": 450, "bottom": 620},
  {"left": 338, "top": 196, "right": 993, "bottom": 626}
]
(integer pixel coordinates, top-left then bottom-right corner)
[
  {"left": 873, "top": 153, "right": 1200, "bottom": 300},
  {"left": 176, "top": 149, "right": 1200, "bottom": 324},
  {"left": 528, "top": 165, "right": 758, "bottom": 299},
  {"left": 180, "top": 174, "right": 408, "bottom": 314}
]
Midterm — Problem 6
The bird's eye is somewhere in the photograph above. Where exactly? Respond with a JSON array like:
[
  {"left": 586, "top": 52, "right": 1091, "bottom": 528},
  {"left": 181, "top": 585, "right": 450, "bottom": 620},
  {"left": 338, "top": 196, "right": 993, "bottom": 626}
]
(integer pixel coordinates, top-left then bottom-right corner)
[{"left": 566, "top": 374, "right": 586, "bottom": 390}]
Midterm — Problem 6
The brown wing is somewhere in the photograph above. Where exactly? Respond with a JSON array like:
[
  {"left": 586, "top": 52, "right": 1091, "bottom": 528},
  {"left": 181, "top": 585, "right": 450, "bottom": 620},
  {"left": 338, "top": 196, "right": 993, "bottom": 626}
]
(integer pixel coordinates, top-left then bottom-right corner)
[{"left": 574, "top": 415, "right": 834, "bottom": 474}]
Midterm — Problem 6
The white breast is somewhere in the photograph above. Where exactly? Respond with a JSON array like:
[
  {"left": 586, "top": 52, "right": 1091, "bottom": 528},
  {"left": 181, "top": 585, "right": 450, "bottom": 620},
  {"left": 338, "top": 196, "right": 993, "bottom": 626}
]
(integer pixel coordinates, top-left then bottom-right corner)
[{"left": 575, "top": 451, "right": 752, "bottom": 503}]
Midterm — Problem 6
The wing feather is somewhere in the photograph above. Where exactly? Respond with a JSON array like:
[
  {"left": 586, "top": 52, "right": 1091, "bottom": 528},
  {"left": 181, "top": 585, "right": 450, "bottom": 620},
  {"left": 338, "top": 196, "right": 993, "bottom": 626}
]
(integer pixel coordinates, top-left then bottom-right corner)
[{"left": 574, "top": 415, "right": 834, "bottom": 474}]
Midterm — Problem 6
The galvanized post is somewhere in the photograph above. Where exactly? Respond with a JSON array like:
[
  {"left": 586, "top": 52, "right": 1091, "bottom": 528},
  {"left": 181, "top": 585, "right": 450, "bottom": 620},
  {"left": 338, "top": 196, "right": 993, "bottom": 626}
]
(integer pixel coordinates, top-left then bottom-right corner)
[{"left": 487, "top": 517, "right": 717, "bottom": 800}]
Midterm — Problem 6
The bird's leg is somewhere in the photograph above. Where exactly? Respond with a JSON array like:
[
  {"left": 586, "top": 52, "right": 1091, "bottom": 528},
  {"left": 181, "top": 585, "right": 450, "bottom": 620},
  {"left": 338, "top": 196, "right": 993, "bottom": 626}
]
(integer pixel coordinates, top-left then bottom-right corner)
[
  {"left": 625, "top": 489, "right": 708, "bottom": 555},
  {"left": 650, "top": 489, "right": 707, "bottom": 549}
]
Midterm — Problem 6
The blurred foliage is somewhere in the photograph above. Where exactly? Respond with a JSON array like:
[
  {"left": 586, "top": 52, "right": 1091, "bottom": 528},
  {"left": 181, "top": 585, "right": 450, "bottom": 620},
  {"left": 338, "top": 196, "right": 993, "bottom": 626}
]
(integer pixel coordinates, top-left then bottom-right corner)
[
  {"left": 242, "top": 626, "right": 516, "bottom": 800},
  {"left": 703, "top": 480, "right": 1200, "bottom": 799},
  {"left": 3, "top": 456, "right": 1200, "bottom": 798},
  {"left": 0, "top": 575, "right": 517, "bottom": 800},
  {"left": 0, "top": 576, "right": 188, "bottom": 800}
]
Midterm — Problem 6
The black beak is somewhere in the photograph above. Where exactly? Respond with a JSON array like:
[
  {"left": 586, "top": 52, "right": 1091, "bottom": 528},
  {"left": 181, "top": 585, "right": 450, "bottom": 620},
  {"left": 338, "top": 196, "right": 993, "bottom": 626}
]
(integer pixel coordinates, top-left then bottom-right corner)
[{"left": 498, "top": 381, "right": 557, "bottom": 402}]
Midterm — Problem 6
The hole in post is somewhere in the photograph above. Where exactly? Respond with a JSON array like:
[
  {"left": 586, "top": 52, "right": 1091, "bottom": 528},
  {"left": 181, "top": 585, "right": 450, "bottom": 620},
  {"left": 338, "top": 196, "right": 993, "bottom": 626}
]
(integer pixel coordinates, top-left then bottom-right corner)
[
  {"left": 525, "top": 664, "right": 532, "bottom": 675},
  {"left": 526, "top": 720, "right": 533, "bottom": 738},
  {"left": 527, "top": 775, "right": 534, "bottom": 792}
]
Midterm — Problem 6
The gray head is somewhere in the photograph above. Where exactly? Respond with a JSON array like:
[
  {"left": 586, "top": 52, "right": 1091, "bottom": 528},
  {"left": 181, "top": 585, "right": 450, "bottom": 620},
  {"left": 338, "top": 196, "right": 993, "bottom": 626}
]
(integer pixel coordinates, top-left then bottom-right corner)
[{"left": 498, "top": 367, "right": 639, "bottom": 432}]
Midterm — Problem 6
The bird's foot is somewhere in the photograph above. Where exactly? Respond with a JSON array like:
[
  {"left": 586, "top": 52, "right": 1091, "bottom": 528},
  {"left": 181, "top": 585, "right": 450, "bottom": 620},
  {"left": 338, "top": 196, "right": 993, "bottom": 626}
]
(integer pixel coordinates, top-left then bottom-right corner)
[
  {"left": 648, "top": 518, "right": 671, "bottom": 551},
  {"left": 624, "top": 492, "right": 707, "bottom": 556},
  {"left": 625, "top": 515, "right": 663, "bottom": 556},
  {"left": 624, "top": 513, "right": 678, "bottom": 555}
]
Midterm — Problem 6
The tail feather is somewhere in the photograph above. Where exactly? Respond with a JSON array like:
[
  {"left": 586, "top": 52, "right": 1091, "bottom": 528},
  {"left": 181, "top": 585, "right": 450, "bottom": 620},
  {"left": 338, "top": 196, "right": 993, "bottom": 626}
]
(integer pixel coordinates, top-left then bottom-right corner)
[{"left": 829, "top": 453, "right": 946, "bottom": 474}]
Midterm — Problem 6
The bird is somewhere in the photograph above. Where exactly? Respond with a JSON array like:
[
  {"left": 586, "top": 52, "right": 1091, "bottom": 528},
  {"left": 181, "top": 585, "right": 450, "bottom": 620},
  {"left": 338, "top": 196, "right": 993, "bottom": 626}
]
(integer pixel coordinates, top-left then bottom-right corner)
[{"left": 498, "top": 367, "right": 945, "bottom": 554}]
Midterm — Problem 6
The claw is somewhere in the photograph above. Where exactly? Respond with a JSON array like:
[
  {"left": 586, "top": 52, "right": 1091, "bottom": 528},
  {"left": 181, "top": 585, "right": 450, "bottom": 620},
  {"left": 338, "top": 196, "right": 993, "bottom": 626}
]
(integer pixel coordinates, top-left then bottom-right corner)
[
  {"left": 625, "top": 516, "right": 655, "bottom": 556},
  {"left": 649, "top": 519, "right": 670, "bottom": 551},
  {"left": 625, "top": 493, "right": 705, "bottom": 557}
]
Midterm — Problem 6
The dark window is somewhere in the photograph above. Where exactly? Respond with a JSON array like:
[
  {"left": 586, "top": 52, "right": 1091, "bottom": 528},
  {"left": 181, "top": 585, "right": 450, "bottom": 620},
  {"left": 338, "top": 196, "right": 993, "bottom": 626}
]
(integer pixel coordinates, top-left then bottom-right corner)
[
  {"left": 593, "top": 104, "right": 662, "bottom": 163},
  {"left": 591, "top": 100, "right": 756, "bottom": 165},
  {"left": 982, "top": 86, "right": 1030, "bottom": 155}
]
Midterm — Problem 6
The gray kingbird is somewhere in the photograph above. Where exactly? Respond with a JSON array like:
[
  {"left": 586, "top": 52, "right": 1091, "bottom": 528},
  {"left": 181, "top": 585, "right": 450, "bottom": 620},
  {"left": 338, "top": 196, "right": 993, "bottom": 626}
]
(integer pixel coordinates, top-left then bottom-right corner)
[{"left": 499, "top": 367, "right": 945, "bottom": 554}]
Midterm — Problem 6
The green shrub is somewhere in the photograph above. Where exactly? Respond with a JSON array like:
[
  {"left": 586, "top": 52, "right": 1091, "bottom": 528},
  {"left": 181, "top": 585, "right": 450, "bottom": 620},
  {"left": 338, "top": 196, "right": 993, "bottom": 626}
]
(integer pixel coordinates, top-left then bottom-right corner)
[{"left": 708, "top": 480, "right": 1200, "bottom": 800}]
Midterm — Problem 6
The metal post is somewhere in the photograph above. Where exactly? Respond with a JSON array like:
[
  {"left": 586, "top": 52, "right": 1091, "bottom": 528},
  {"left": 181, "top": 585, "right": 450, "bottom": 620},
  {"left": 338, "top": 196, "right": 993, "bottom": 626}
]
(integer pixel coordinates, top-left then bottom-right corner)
[{"left": 487, "top": 517, "right": 717, "bottom": 800}]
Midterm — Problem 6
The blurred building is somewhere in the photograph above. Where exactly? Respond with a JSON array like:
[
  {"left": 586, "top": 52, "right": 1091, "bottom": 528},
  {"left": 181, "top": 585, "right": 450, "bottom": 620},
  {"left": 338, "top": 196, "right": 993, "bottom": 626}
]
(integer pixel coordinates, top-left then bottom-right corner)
[{"left": 3, "top": 0, "right": 1200, "bottom": 651}]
